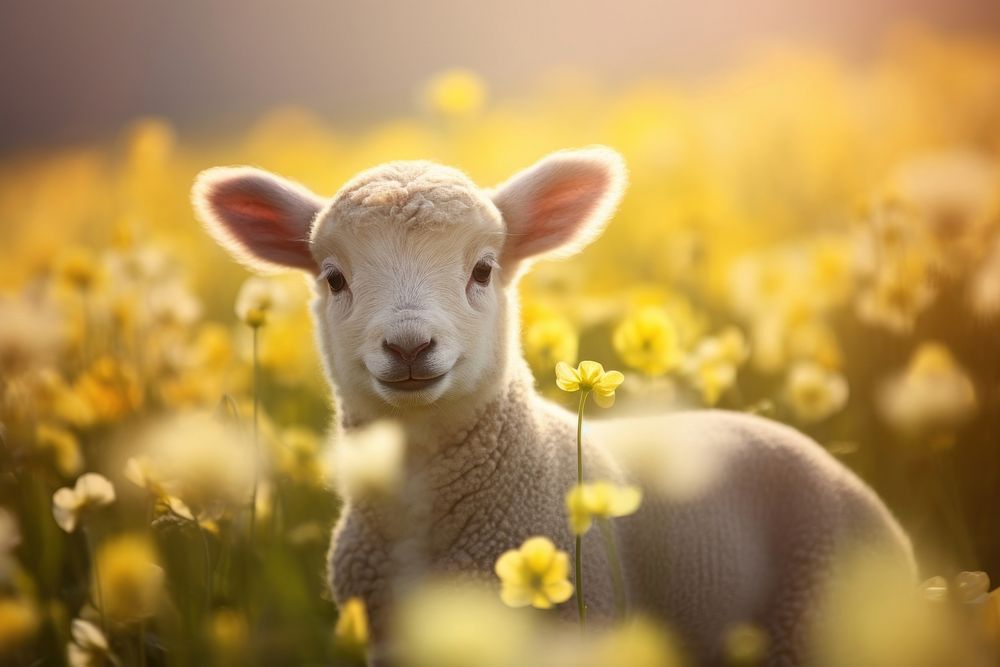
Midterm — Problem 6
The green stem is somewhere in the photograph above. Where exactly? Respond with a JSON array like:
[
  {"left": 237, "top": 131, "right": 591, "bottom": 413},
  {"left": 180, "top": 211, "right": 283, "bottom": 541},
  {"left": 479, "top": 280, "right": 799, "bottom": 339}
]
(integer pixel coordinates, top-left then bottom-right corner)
[
  {"left": 198, "top": 521, "right": 213, "bottom": 612},
  {"left": 250, "top": 325, "right": 260, "bottom": 544},
  {"left": 597, "top": 518, "right": 626, "bottom": 619},
  {"left": 84, "top": 527, "right": 106, "bottom": 633},
  {"left": 575, "top": 390, "right": 590, "bottom": 629}
]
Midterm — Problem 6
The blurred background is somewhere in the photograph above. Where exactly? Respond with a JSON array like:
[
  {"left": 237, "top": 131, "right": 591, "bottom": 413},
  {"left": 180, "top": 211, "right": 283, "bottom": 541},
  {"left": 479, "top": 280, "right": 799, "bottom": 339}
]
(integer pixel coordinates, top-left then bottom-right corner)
[
  {"left": 2, "top": 1, "right": 1000, "bottom": 665},
  {"left": 3, "top": 0, "right": 1000, "bottom": 151}
]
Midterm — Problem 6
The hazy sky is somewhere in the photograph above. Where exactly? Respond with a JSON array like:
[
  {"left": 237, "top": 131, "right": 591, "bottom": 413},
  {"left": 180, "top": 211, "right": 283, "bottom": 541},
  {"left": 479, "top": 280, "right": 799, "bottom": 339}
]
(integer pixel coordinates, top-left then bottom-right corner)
[{"left": 2, "top": 0, "right": 998, "bottom": 151}]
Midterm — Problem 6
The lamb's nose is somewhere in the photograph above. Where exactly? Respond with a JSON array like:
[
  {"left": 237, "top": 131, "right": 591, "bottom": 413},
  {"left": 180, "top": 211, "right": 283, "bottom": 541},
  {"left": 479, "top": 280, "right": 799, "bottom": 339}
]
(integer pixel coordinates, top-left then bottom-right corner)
[{"left": 383, "top": 337, "right": 434, "bottom": 364}]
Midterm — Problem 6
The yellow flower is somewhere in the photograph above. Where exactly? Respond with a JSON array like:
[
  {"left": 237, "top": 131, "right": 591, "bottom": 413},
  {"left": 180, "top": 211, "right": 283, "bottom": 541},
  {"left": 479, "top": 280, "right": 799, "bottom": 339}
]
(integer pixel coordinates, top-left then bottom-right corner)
[
  {"left": 73, "top": 356, "right": 143, "bottom": 424},
  {"left": 66, "top": 619, "right": 111, "bottom": 667},
  {"left": 334, "top": 597, "right": 369, "bottom": 650},
  {"left": 523, "top": 315, "right": 578, "bottom": 374},
  {"left": 613, "top": 306, "right": 680, "bottom": 376},
  {"left": 209, "top": 609, "right": 248, "bottom": 660},
  {"left": 93, "top": 535, "right": 164, "bottom": 623},
  {"left": 235, "top": 276, "right": 287, "bottom": 328},
  {"left": 0, "top": 508, "right": 20, "bottom": 556},
  {"left": 54, "top": 246, "right": 100, "bottom": 292},
  {"left": 724, "top": 623, "right": 769, "bottom": 666},
  {"left": 52, "top": 473, "right": 116, "bottom": 533},
  {"left": 35, "top": 422, "right": 83, "bottom": 477},
  {"left": 423, "top": 69, "right": 486, "bottom": 117},
  {"left": 565, "top": 482, "right": 643, "bottom": 535},
  {"left": 494, "top": 536, "right": 573, "bottom": 609},
  {"left": 273, "top": 427, "right": 323, "bottom": 485},
  {"left": 124, "top": 456, "right": 166, "bottom": 497},
  {"left": 555, "top": 361, "right": 625, "bottom": 408},
  {"left": 878, "top": 342, "right": 977, "bottom": 437},
  {"left": 327, "top": 420, "right": 405, "bottom": 500},
  {"left": 784, "top": 362, "right": 848, "bottom": 423},
  {"left": 0, "top": 597, "right": 39, "bottom": 656},
  {"left": 394, "top": 581, "right": 531, "bottom": 667},
  {"left": 136, "top": 411, "right": 254, "bottom": 513},
  {"left": 594, "top": 617, "right": 684, "bottom": 667},
  {"left": 682, "top": 328, "right": 748, "bottom": 405}
]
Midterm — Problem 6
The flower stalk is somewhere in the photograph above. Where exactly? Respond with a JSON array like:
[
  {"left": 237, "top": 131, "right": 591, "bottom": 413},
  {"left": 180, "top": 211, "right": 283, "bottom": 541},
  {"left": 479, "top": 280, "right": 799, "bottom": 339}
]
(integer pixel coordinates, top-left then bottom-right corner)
[{"left": 575, "top": 389, "right": 589, "bottom": 628}]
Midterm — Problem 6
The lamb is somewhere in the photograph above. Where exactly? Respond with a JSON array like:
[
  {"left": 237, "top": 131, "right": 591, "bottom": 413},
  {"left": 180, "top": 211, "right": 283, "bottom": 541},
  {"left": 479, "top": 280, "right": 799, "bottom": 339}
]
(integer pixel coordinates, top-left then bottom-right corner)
[{"left": 192, "top": 147, "right": 916, "bottom": 666}]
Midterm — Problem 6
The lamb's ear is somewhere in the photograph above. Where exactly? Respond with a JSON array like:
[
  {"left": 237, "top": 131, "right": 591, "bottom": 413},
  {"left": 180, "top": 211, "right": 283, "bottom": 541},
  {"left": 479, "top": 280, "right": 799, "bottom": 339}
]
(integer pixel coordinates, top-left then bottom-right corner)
[
  {"left": 491, "top": 146, "right": 627, "bottom": 271},
  {"left": 192, "top": 166, "right": 324, "bottom": 274}
]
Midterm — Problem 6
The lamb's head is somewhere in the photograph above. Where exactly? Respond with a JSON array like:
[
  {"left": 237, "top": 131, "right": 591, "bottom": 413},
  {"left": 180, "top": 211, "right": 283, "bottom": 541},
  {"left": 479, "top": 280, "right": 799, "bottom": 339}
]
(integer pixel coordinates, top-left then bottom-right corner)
[{"left": 193, "top": 147, "right": 626, "bottom": 420}]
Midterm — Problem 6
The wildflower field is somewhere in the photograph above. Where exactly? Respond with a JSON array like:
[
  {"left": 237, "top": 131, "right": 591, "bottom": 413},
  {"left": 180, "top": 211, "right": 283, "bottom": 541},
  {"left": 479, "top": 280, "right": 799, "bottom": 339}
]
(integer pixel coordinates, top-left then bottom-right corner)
[{"left": 3, "top": 27, "right": 1000, "bottom": 666}]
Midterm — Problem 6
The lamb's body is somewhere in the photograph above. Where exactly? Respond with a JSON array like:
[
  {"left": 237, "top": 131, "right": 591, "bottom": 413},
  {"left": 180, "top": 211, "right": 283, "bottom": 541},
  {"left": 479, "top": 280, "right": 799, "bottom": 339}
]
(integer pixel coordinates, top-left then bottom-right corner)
[
  {"left": 194, "top": 148, "right": 914, "bottom": 667},
  {"left": 329, "top": 368, "right": 915, "bottom": 666}
]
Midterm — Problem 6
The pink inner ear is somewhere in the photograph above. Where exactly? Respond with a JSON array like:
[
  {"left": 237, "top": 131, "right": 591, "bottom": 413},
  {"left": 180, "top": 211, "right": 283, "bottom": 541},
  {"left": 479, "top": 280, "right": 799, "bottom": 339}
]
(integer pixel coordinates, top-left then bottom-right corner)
[
  {"left": 209, "top": 184, "right": 319, "bottom": 273},
  {"left": 516, "top": 170, "right": 610, "bottom": 257},
  {"left": 224, "top": 195, "right": 286, "bottom": 224}
]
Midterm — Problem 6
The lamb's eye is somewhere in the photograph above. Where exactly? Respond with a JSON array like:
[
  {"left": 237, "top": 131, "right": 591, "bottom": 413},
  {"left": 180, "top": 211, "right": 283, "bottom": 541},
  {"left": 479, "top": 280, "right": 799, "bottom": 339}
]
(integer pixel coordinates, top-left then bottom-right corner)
[
  {"left": 471, "top": 260, "right": 493, "bottom": 285},
  {"left": 326, "top": 270, "right": 347, "bottom": 293}
]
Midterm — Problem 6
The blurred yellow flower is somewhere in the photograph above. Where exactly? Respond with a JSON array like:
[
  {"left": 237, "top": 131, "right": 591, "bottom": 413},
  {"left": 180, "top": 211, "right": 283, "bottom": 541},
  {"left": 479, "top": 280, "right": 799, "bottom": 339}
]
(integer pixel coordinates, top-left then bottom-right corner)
[
  {"left": 93, "top": 534, "right": 164, "bottom": 623},
  {"left": 394, "top": 581, "right": 531, "bottom": 667},
  {"left": 52, "top": 473, "right": 116, "bottom": 533},
  {"left": 613, "top": 306, "right": 681, "bottom": 376},
  {"left": 273, "top": 427, "right": 324, "bottom": 485},
  {"left": 856, "top": 255, "right": 935, "bottom": 334},
  {"left": 66, "top": 618, "right": 112, "bottom": 667},
  {"left": 565, "top": 482, "right": 643, "bottom": 535},
  {"left": 423, "top": 68, "right": 486, "bottom": 117},
  {"left": 0, "top": 596, "right": 40, "bottom": 656},
  {"left": 327, "top": 420, "right": 405, "bottom": 500},
  {"left": 814, "top": 552, "right": 971, "bottom": 667},
  {"left": 878, "top": 342, "right": 977, "bottom": 438},
  {"left": 124, "top": 456, "right": 166, "bottom": 497},
  {"left": 54, "top": 246, "right": 101, "bottom": 292},
  {"left": 73, "top": 356, "right": 143, "bottom": 424},
  {"left": 593, "top": 617, "right": 684, "bottom": 667},
  {"left": 0, "top": 508, "right": 20, "bottom": 576},
  {"left": 0, "top": 293, "right": 65, "bottom": 376},
  {"left": 784, "top": 362, "right": 849, "bottom": 423},
  {"left": 494, "top": 536, "right": 573, "bottom": 609},
  {"left": 235, "top": 276, "right": 287, "bottom": 328},
  {"left": 683, "top": 327, "right": 748, "bottom": 405},
  {"left": 210, "top": 609, "right": 249, "bottom": 663},
  {"left": 35, "top": 422, "right": 83, "bottom": 477},
  {"left": 724, "top": 623, "right": 769, "bottom": 666},
  {"left": 523, "top": 315, "right": 578, "bottom": 374},
  {"left": 334, "top": 597, "right": 369, "bottom": 650},
  {"left": 555, "top": 361, "right": 625, "bottom": 408}
]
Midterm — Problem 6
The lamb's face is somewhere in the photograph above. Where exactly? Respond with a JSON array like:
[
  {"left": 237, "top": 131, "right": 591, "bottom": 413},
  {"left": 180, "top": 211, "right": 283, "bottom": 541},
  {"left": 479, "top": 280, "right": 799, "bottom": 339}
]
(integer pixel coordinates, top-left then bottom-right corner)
[
  {"left": 308, "top": 163, "right": 507, "bottom": 411},
  {"left": 193, "top": 148, "right": 626, "bottom": 421}
]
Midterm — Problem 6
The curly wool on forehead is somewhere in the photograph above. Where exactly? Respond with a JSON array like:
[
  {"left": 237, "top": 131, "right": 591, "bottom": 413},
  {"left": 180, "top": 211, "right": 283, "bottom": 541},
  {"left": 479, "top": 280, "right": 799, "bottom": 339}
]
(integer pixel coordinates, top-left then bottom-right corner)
[{"left": 326, "top": 160, "right": 499, "bottom": 231}]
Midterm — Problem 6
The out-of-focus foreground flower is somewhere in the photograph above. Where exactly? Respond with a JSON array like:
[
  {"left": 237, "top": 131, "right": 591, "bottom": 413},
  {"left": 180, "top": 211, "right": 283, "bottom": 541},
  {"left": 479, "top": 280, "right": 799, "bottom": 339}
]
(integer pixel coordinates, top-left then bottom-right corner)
[{"left": 495, "top": 536, "right": 574, "bottom": 610}]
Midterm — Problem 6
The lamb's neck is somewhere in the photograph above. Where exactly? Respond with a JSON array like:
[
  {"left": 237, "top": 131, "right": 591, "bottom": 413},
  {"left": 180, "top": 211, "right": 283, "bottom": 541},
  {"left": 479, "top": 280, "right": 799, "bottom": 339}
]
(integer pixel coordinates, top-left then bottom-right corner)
[
  {"left": 410, "top": 371, "right": 543, "bottom": 479},
  {"left": 337, "top": 364, "right": 538, "bottom": 455}
]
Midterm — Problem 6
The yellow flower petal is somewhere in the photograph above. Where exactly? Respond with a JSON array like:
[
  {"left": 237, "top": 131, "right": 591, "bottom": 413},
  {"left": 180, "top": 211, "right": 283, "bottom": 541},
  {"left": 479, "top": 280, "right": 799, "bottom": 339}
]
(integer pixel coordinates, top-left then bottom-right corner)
[
  {"left": 543, "top": 579, "right": 574, "bottom": 605},
  {"left": 593, "top": 391, "right": 616, "bottom": 408},
  {"left": 555, "top": 361, "right": 581, "bottom": 392},
  {"left": 609, "top": 485, "right": 643, "bottom": 518},
  {"left": 520, "top": 536, "right": 556, "bottom": 572},
  {"left": 596, "top": 370, "right": 625, "bottom": 392},
  {"left": 500, "top": 584, "right": 534, "bottom": 608},
  {"left": 578, "top": 360, "right": 606, "bottom": 387},
  {"left": 530, "top": 592, "right": 554, "bottom": 609},
  {"left": 494, "top": 550, "right": 524, "bottom": 582},
  {"left": 543, "top": 551, "right": 571, "bottom": 585}
]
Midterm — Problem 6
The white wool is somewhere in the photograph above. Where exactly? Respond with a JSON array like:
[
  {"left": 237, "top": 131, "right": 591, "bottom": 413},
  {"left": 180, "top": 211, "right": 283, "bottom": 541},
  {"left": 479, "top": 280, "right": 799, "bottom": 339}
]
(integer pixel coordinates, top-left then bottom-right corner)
[{"left": 193, "top": 148, "right": 914, "bottom": 666}]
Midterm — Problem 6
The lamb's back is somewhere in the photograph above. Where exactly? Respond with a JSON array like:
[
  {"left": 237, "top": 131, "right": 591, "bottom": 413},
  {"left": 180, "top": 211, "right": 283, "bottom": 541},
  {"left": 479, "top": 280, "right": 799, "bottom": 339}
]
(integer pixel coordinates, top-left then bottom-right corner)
[{"left": 592, "top": 409, "right": 914, "bottom": 664}]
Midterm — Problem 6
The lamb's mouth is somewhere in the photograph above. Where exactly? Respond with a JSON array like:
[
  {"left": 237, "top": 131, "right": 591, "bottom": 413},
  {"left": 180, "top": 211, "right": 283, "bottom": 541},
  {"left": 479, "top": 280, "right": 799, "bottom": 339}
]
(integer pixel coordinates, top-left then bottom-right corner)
[{"left": 377, "top": 373, "right": 447, "bottom": 392}]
